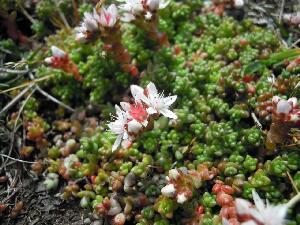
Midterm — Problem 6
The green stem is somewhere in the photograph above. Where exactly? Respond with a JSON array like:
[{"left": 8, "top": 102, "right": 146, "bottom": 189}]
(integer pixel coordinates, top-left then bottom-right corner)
[
  {"left": 19, "top": 5, "right": 36, "bottom": 24},
  {"left": 286, "top": 192, "right": 300, "bottom": 208}
]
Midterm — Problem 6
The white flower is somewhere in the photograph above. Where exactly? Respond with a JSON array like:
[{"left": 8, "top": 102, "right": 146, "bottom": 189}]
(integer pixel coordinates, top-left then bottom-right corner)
[
  {"left": 108, "top": 105, "right": 130, "bottom": 151},
  {"left": 63, "top": 154, "right": 79, "bottom": 174},
  {"left": 51, "top": 46, "right": 66, "bottom": 58},
  {"left": 82, "top": 11, "right": 98, "bottom": 31},
  {"left": 161, "top": 184, "right": 176, "bottom": 197},
  {"left": 146, "top": 0, "right": 169, "bottom": 11},
  {"left": 130, "top": 82, "right": 177, "bottom": 119},
  {"left": 177, "top": 193, "right": 187, "bottom": 204},
  {"left": 272, "top": 96, "right": 297, "bottom": 114},
  {"left": 99, "top": 4, "right": 118, "bottom": 27},
  {"left": 235, "top": 190, "right": 288, "bottom": 225}
]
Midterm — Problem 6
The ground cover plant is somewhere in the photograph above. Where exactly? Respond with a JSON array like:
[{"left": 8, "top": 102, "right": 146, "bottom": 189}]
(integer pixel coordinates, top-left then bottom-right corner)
[{"left": 1, "top": 0, "right": 300, "bottom": 224}]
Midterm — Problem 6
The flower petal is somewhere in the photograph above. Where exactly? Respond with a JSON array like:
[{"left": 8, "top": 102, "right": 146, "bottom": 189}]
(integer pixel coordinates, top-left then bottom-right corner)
[
  {"left": 272, "top": 96, "right": 281, "bottom": 104},
  {"left": 108, "top": 4, "right": 118, "bottom": 18},
  {"left": 248, "top": 208, "right": 263, "bottom": 223},
  {"left": 83, "top": 12, "right": 98, "bottom": 31},
  {"left": 252, "top": 190, "right": 265, "bottom": 212},
  {"left": 164, "top": 95, "right": 177, "bottom": 106},
  {"left": 288, "top": 97, "right": 297, "bottom": 108},
  {"left": 235, "top": 198, "right": 252, "bottom": 215},
  {"left": 51, "top": 46, "right": 66, "bottom": 58},
  {"left": 146, "top": 82, "right": 158, "bottom": 97},
  {"left": 115, "top": 105, "right": 123, "bottom": 116},
  {"left": 159, "top": 0, "right": 170, "bottom": 9},
  {"left": 128, "top": 120, "right": 142, "bottom": 133},
  {"left": 160, "top": 108, "right": 177, "bottom": 119},
  {"left": 121, "top": 13, "right": 135, "bottom": 22},
  {"left": 146, "top": 107, "right": 157, "bottom": 115},
  {"left": 241, "top": 221, "right": 257, "bottom": 225},
  {"left": 130, "top": 85, "right": 150, "bottom": 105},
  {"left": 120, "top": 102, "right": 131, "bottom": 111},
  {"left": 147, "top": 0, "right": 160, "bottom": 11},
  {"left": 112, "top": 134, "right": 123, "bottom": 152},
  {"left": 130, "top": 85, "right": 144, "bottom": 101}
]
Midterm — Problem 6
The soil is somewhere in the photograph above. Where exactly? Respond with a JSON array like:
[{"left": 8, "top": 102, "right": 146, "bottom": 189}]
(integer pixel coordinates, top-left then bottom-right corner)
[{"left": 0, "top": 177, "right": 88, "bottom": 225}]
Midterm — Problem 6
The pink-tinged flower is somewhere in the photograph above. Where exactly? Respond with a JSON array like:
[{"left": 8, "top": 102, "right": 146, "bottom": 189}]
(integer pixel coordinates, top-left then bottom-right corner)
[
  {"left": 271, "top": 96, "right": 300, "bottom": 124},
  {"left": 74, "top": 11, "right": 99, "bottom": 42},
  {"left": 130, "top": 82, "right": 177, "bottom": 119},
  {"left": 146, "top": 0, "right": 170, "bottom": 11},
  {"left": 121, "top": 102, "right": 148, "bottom": 126},
  {"left": 83, "top": 11, "right": 98, "bottom": 31},
  {"left": 99, "top": 4, "right": 118, "bottom": 27},
  {"left": 45, "top": 46, "right": 66, "bottom": 64},
  {"left": 44, "top": 46, "right": 67, "bottom": 66},
  {"left": 44, "top": 46, "right": 82, "bottom": 81},
  {"left": 108, "top": 105, "right": 130, "bottom": 151}
]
